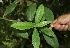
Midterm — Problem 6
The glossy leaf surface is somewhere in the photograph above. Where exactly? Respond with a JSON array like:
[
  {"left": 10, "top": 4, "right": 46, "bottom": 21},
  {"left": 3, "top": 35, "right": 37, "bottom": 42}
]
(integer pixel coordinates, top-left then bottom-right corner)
[
  {"left": 35, "top": 21, "right": 51, "bottom": 27},
  {"left": 32, "top": 28, "right": 40, "bottom": 48},
  {"left": 35, "top": 4, "right": 44, "bottom": 23},
  {"left": 11, "top": 22, "right": 34, "bottom": 30}
]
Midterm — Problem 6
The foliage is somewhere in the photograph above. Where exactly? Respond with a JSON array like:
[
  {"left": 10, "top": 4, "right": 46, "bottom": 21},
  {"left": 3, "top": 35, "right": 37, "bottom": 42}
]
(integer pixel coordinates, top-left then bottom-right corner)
[
  {"left": 32, "top": 28, "right": 40, "bottom": 48},
  {"left": 26, "top": 3, "right": 37, "bottom": 21},
  {"left": 11, "top": 3, "right": 58, "bottom": 48},
  {"left": 3, "top": 1, "right": 17, "bottom": 17},
  {"left": 0, "top": 0, "right": 70, "bottom": 48},
  {"left": 41, "top": 27, "right": 59, "bottom": 48}
]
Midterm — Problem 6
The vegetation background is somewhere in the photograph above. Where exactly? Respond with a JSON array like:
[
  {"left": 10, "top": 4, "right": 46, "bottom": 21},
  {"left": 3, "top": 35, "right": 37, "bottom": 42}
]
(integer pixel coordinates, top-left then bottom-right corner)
[{"left": 0, "top": 0, "right": 70, "bottom": 48}]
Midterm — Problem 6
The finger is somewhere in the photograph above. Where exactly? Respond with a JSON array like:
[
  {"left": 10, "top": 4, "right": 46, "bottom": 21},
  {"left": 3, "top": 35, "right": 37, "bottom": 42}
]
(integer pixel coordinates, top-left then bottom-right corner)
[
  {"left": 59, "top": 25, "right": 66, "bottom": 31},
  {"left": 49, "top": 23, "right": 55, "bottom": 30},
  {"left": 53, "top": 20, "right": 61, "bottom": 30},
  {"left": 49, "top": 19, "right": 58, "bottom": 30},
  {"left": 49, "top": 24, "right": 54, "bottom": 30},
  {"left": 63, "top": 25, "right": 68, "bottom": 31},
  {"left": 53, "top": 19, "right": 57, "bottom": 24},
  {"left": 55, "top": 24, "right": 61, "bottom": 30}
]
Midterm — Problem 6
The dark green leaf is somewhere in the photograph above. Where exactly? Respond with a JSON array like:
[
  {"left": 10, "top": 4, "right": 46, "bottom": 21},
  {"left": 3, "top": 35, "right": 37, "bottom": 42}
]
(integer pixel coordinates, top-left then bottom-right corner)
[
  {"left": 3, "top": 1, "right": 17, "bottom": 16},
  {"left": 26, "top": 3, "right": 37, "bottom": 21},
  {"left": 45, "top": 7, "right": 54, "bottom": 21},
  {"left": 11, "top": 22, "right": 34, "bottom": 30},
  {"left": 35, "top": 21, "right": 51, "bottom": 27},
  {"left": 16, "top": 32, "right": 28, "bottom": 38},
  {"left": 43, "top": 28, "right": 59, "bottom": 48},
  {"left": 32, "top": 28, "right": 40, "bottom": 48},
  {"left": 35, "top": 4, "right": 44, "bottom": 23}
]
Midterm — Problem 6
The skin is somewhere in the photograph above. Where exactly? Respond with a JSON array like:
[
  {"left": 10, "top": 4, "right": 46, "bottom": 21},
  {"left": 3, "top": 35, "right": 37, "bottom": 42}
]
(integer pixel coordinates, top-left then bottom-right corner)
[{"left": 49, "top": 14, "right": 70, "bottom": 31}]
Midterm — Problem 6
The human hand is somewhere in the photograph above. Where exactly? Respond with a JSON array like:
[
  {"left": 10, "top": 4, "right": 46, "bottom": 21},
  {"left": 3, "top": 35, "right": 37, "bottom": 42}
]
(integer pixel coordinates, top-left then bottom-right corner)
[{"left": 49, "top": 14, "right": 70, "bottom": 31}]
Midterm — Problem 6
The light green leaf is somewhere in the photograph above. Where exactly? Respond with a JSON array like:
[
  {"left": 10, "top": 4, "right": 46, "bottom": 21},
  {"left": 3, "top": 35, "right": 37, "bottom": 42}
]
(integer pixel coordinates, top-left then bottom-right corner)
[
  {"left": 35, "top": 4, "right": 44, "bottom": 23},
  {"left": 45, "top": 7, "right": 54, "bottom": 21},
  {"left": 35, "top": 21, "right": 51, "bottom": 27},
  {"left": 11, "top": 22, "right": 34, "bottom": 30},
  {"left": 32, "top": 28, "right": 40, "bottom": 48},
  {"left": 3, "top": 1, "right": 17, "bottom": 16},
  {"left": 16, "top": 32, "right": 28, "bottom": 38},
  {"left": 26, "top": 3, "right": 37, "bottom": 21},
  {"left": 41, "top": 27, "right": 54, "bottom": 37},
  {"left": 43, "top": 29, "right": 59, "bottom": 48}
]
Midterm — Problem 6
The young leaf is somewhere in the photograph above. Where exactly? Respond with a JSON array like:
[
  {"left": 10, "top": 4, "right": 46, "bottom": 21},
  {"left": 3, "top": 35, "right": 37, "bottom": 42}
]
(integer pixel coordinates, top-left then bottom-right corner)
[
  {"left": 44, "top": 7, "right": 54, "bottom": 21},
  {"left": 32, "top": 28, "right": 40, "bottom": 48},
  {"left": 11, "top": 22, "right": 34, "bottom": 30},
  {"left": 35, "top": 21, "right": 51, "bottom": 27},
  {"left": 41, "top": 27, "right": 54, "bottom": 37},
  {"left": 16, "top": 32, "right": 28, "bottom": 38},
  {"left": 26, "top": 3, "right": 37, "bottom": 21},
  {"left": 35, "top": 4, "right": 44, "bottom": 23},
  {"left": 43, "top": 29, "right": 59, "bottom": 48},
  {"left": 3, "top": 1, "right": 17, "bottom": 16}
]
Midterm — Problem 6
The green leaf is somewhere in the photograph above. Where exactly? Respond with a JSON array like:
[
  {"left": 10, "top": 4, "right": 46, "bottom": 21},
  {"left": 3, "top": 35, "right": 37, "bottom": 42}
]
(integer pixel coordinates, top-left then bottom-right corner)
[
  {"left": 68, "top": 26, "right": 70, "bottom": 31},
  {"left": 32, "top": 28, "right": 40, "bottom": 48},
  {"left": 44, "top": 7, "right": 54, "bottom": 21},
  {"left": 41, "top": 27, "right": 54, "bottom": 37},
  {"left": 16, "top": 32, "right": 28, "bottom": 38},
  {"left": 35, "top": 4, "right": 44, "bottom": 23},
  {"left": 11, "top": 22, "right": 34, "bottom": 30},
  {"left": 43, "top": 28, "right": 59, "bottom": 48},
  {"left": 43, "top": 34, "right": 59, "bottom": 48},
  {"left": 40, "top": 14, "right": 45, "bottom": 22},
  {"left": 3, "top": 1, "right": 17, "bottom": 16},
  {"left": 26, "top": 3, "right": 37, "bottom": 21},
  {"left": 35, "top": 21, "right": 52, "bottom": 27}
]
